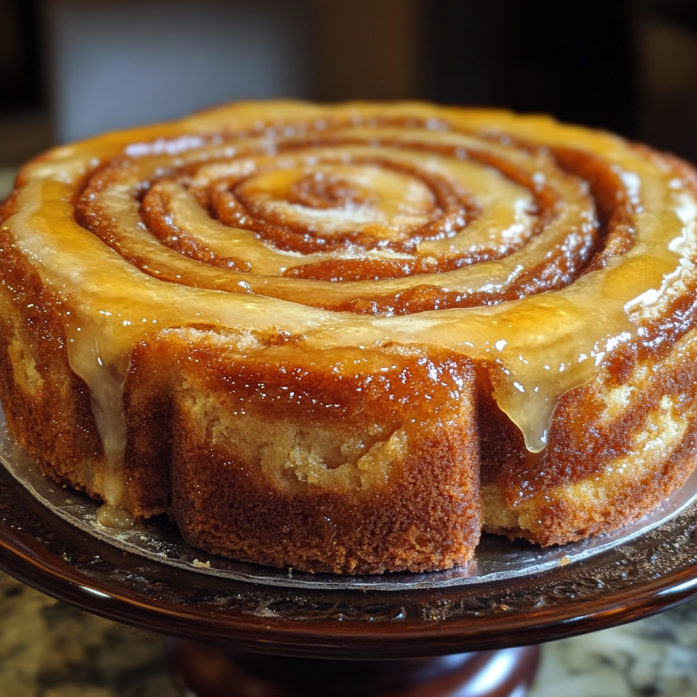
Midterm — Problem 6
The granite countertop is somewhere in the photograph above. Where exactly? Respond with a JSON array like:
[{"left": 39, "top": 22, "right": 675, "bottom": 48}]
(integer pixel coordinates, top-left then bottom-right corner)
[{"left": 3, "top": 169, "right": 697, "bottom": 697}]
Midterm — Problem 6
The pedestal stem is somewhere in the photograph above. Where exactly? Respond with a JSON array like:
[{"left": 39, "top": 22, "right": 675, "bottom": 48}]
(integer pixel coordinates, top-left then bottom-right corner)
[{"left": 167, "top": 639, "right": 541, "bottom": 697}]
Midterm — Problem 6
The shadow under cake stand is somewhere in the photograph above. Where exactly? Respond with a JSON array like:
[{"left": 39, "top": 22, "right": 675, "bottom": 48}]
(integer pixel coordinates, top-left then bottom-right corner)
[{"left": 3, "top": 422, "right": 697, "bottom": 695}]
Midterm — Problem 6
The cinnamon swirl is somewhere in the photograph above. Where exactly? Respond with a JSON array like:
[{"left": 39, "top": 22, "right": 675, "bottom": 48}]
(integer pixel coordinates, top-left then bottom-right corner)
[{"left": 1, "top": 101, "right": 697, "bottom": 573}]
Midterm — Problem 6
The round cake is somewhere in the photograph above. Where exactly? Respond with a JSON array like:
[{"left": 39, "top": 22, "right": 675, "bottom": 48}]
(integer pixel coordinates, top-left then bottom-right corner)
[{"left": 1, "top": 101, "right": 697, "bottom": 574}]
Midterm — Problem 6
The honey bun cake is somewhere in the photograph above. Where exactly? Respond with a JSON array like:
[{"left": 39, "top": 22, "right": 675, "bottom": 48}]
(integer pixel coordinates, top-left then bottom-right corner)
[{"left": 1, "top": 101, "right": 697, "bottom": 573}]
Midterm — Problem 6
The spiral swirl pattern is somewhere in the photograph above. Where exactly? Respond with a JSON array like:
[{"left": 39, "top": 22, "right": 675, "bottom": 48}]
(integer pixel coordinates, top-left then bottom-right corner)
[
  {"left": 3, "top": 101, "right": 696, "bottom": 461},
  {"left": 73, "top": 110, "right": 616, "bottom": 313}
]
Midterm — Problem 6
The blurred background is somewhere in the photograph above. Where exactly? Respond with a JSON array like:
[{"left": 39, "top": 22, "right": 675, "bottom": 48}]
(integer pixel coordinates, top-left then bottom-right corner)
[{"left": 0, "top": 0, "right": 697, "bottom": 167}]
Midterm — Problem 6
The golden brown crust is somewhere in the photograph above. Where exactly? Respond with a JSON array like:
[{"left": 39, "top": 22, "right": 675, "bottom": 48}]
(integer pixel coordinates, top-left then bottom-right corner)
[
  {"left": 479, "top": 280, "right": 697, "bottom": 546},
  {"left": 0, "top": 228, "right": 103, "bottom": 495},
  {"left": 173, "top": 399, "right": 480, "bottom": 575},
  {"left": 129, "top": 337, "right": 481, "bottom": 573}
]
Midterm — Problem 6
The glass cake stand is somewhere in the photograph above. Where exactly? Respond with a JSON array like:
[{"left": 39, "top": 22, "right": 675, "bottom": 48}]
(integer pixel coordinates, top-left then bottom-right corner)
[{"left": 3, "top": 409, "right": 697, "bottom": 696}]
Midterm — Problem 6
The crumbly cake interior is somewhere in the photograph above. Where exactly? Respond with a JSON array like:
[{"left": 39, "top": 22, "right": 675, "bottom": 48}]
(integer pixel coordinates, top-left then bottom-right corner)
[{"left": 1, "top": 101, "right": 697, "bottom": 573}]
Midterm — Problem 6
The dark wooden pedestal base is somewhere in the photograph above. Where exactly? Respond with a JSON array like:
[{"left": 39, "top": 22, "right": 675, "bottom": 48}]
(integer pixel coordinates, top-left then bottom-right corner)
[{"left": 167, "top": 639, "right": 541, "bottom": 697}]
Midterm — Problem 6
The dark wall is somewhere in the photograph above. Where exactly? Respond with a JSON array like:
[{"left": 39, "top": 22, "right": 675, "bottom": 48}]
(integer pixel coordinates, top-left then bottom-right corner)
[
  {"left": 1, "top": 0, "right": 697, "bottom": 164},
  {"left": 0, "top": 0, "right": 42, "bottom": 111},
  {"left": 420, "top": 0, "right": 696, "bottom": 160}
]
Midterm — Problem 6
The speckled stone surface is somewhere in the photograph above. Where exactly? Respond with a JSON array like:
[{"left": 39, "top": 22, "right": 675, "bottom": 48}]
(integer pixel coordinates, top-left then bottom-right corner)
[
  {"left": 1, "top": 569, "right": 697, "bottom": 697},
  {"left": 0, "top": 572, "right": 177, "bottom": 697},
  {"left": 533, "top": 602, "right": 697, "bottom": 697}
]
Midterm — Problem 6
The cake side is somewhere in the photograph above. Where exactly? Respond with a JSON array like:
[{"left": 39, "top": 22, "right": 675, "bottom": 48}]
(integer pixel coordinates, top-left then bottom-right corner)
[
  {"left": 0, "top": 225, "right": 105, "bottom": 495},
  {"left": 130, "top": 335, "right": 482, "bottom": 574},
  {"left": 481, "top": 325, "right": 697, "bottom": 544}
]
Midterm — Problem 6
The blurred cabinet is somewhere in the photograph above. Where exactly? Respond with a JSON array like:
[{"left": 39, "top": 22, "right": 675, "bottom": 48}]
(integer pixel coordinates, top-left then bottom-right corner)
[{"left": 43, "top": 0, "right": 312, "bottom": 142}]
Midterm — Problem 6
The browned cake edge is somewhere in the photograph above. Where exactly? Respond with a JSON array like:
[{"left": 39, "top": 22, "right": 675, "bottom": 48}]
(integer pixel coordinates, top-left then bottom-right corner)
[{"left": 480, "top": 311, "right": 697, "bottom": 545}]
